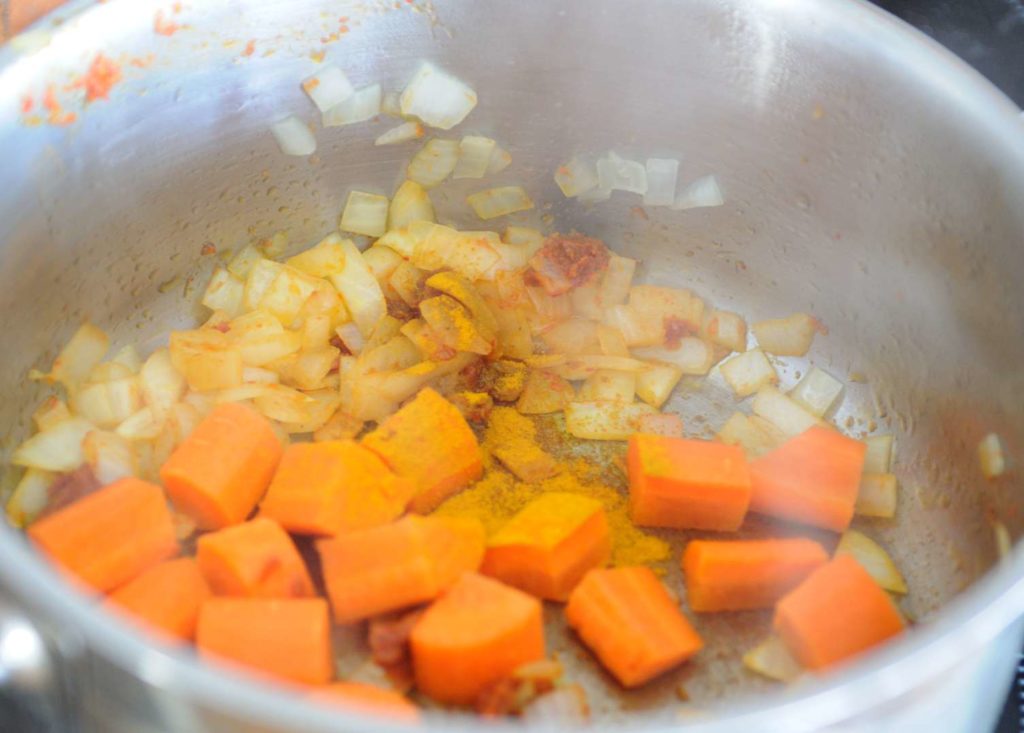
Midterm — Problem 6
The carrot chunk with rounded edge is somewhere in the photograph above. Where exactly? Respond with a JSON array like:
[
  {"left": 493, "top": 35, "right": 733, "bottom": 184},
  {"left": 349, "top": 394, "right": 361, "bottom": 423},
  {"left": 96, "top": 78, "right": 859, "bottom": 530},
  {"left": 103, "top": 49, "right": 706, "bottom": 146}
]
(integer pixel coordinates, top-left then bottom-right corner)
[
  {"left": 682, "top": 538, "right": 828, "bottom": 612},
  {"left": 750, "top": 425, "right": 867, "bottom": 531},
  {"left": 565, "top": 566, "right": 703, "bottom": 688},
  {"left": 410, "top": 572, "right": 545, "bottom": 706},
  {"left": 197, "top": 597, "right": 332, "bottom": 685},
  {"left": 107, "top": 557, "right": 210, "bottom": 641},
  {"left": 311, "top": 682, "right": 420, "bottom": 722},
  {"left": 29, "top": 477, "right": 178, "bottom": 592},
  {"left": 196, "top": 517, "right": 314, "bottom": 599},
  {"left": 628, "top": 434, "right": 751, "bottom": 531},
  {"left": 774, "top": 554, "right": 904, "bottom": 670},
  {"left": 160, "top": 402, "right": 283, "bottom": 530},
  {"left": 259, "top": 440, "right": 416, "bottom": 536},
  {"left": 481, "top": 492, "right": 611, "bottom": 601},
  {"left": 362, "top": 388, "right": 483, "bottom": 513},
  {"left": 318, "top": 515, "right": 485, "bottom": 623}
]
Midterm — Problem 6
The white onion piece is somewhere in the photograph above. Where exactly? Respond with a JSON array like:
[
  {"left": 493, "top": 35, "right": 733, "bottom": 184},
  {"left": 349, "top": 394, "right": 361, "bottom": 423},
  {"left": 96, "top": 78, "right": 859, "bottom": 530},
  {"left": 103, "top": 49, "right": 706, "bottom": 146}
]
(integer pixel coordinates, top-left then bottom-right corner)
[
  {"left": 139, "top": 348, "right": 186, "bottom": 416},
  {"left": 855, "top": 473, "right": 898, "bottom": 518},
  {"left": 719, "top": 348, "right": 777, "bottom": 398},
  {"left": 600, "top": 256, "right": 637, "bottom": 307},
  {"left": 978, "top": 433, "right": 1007, "bottom": 479},
  {"left": 751, "top": 386, "right": 821, "bottom": 437},
  {"left": 555, "top": 157, "right": 599, "bottom": 198},
  {"left": 335, "top": 323, "right": 365, "bottom": 355},
  {"left": 322, "top": 84, "right": 382, "bottom": 127},
  {"left": 596, "top": 151, "right": 647, "bottom": 194},
  {"left": 453, "top": 136, "right": 497, "bottom": 179},
  {"left": 5, "top": 468, "right": 53, "bottom": 527},
  {"left": 635, "top": 362, "right": 683, "bottom": 408},
  {"left": 577, "top": 185, "right": 611, "bottom": 202},
  {"left": 374, "top": 121, "right": 425, "bottom": 146},
  {"left": 300, "top": 65, "right": 354, "bottom": 113},
  {"left": 380, "top": 90, "right": 402, "bottom": 117},
  {"left": 407, "top": 139, "right": 460, "bottom": 187},
  {"left": 603, "top": 304, "right": 662, "bottom": 347},
  {"left": 84, "top": 430, "right": 137, "bottom": 486},
  {"left": 673, "top": 174, "right": 724, "bottom": 210},
  {"left": 789, "top": 367, "right": 843, "bottom": 417},
  {"left": 637, "top": 412, "right": 684, "bottom": 438},
  {"left": 329, "top": 238, "right": 387, "bottom": 338},
  {"left": 400, "top": 62, "right": 478, "bottom": 130},
  {"left": 388, "top": 181, "right": 435, "bottom": 230},
  {"left": 116, "top": 406, "right": 164, "bottom": 441},
  {"left": 467, "top": 186, "right": 534, "bottom": 220},
  {"left": 12, "top": 417, "right": 93, "bottom": 472},
  {"left": 634, "top": 338, "right": 714, "bottom": 376},
  {"left": 703, "top": 310, "right": 748, "bottom": 353},
  {"left": 743, "top": 636, "right": 803, "bottom": 683},
  {"left": 486, "top": 146, "right": 512, "bottom": 175},
  {"left": 643, "top": 158, "right": 679, "bottom": 206},
  {"left": 994, "top": 521, "right": 1013, "bottom": 560},
  {"left": 202, "top": 268, "right": 245, "bottom": 318},
  {"left": 578, "top": 370, "right": 636, "bottom": 403},
  {"left": 226, "top": 245, "right": 264, "bottom": 279},
  {"left": 33, "top": 397, "right": 71, "bottom": 432},
  {"left": 31, "top": 322, "right": 110, "bottom": 389},
  {"left": 340, "top": 190, "right": 389, "bottom": 238},
  {"left": 836, "top": 529, "right": 908, "bottom": 594},
  {"left": 863, "top": 434, "right": 894, "bottom": 473},
  {"left": 565, "top": 401, "right": 657, "bottom": 441},
  {"left": 752, "top": 313, "right": 821, "bottom": 357},
  {"left": 271, "top": 116, "right": 316, "bottom": 156},
  {"left": 111, "top": 346, "right": 142, "bottom": 374},
  {"left": 715, "top": 412, "right": 785, "bottom": 458}
]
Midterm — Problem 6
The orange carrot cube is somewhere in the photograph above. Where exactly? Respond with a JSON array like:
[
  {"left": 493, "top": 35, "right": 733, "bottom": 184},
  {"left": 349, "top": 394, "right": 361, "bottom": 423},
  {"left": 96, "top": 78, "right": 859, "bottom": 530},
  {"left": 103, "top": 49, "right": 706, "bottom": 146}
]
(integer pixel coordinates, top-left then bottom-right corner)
[
  {"left": 196, "top": 517, "right": 314, "bottom": 598},
  {"left": 107, "top": 557, "right": 210, "bottom": 641}
]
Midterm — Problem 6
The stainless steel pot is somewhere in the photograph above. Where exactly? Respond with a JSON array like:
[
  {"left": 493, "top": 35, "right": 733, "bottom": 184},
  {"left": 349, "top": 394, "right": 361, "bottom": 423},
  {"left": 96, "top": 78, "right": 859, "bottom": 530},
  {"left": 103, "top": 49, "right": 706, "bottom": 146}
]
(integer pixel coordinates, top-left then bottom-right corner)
[{"left": 1, "top": 0, "right": 1023, "bottom": 731}]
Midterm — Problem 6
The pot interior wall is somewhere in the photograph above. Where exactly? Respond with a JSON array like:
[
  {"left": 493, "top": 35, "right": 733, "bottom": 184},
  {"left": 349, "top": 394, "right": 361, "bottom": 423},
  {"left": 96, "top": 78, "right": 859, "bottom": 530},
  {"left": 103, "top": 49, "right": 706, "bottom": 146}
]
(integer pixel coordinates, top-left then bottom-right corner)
[{"left": 0, "top": 0, "right": 1022, "bottom": 723}]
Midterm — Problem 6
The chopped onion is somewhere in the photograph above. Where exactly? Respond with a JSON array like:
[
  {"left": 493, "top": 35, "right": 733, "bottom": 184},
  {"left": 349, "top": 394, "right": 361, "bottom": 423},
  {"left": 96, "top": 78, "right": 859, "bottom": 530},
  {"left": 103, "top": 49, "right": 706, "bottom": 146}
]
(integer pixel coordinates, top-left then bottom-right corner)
[
  {"left": 596, "top": 151, "right": 647, "bottom": 195},
  {"left": 389, "top": 261, "right": 427, "bottom": 307},
  {"left": 374, "top": 120, "right": 425, "bottom": 146},
  {"left": 634, "top": 338, "right": 714, "bottom": 376},
  {"left": 715, "top": 412, "right": 786, "bottom": 458},
  {"left": 743, "top": 636, "right": 803, "bottom": 683},
  {"left": 789, "top": 367, "right": 843, "bottom": 417},
  {"left": 637, "top": 412, "right": 684, "bottom": 438},
  {"left": 111, "top": 345, "right": 142, "bottom": 374},
  {"left": 359, "top": 336, "right": 421, "bottom": 374},
  {"left": 564, "top": 401, "right": 657, "bottom": 440},
  {"left": 259, "top": 266, "right": 322, "bottom": 325},
  {"left": 71, "top": 376, "right": 142, "bottom": 429},
  {"left": 287, "top": 235, "right": 348, "bottom": 280},
  {"left": 453, "top": 136, "right": 497, "bottom": 179},
  {"left": 32, "top": 322, "right": 110, "bottom": 389},
  {"left": 600, "top": 256, "right": 637, "bottom": 307},
  {"left": 836, "top": 529, "right": 908, "bottom": 594},
  {"left": 540, "top": 319, "right": 599, "bottom": 355},
  {"left": 380, "top": 90, "right": 402, "bottom": 117},
  {"left": 855, "top": 473, "right": 898, "bottom": 518},
  {"left": 407, "top": 139, "right": 460, "bottom": 188},
  {"left": 578, "top": 370, "right": 636, "bottom": 403},
  {"left": 863, "top": 434, "right": 894, "bottom": 473},
  {"left": 139, "top": 348, "right": 186, "bottom": 416},
  {"left": 242, "top": 366, "right": 280, "bottom": 384},
  {"left": 467, "top": 186, "right": 534, "bottom": 220},
  {"left": 388, "top": 180, "right": 435, "bottom": 230},
  {"left": 242, "top": 259, "right": 285, "bottom": 311},
  {"left": 201, "top": 268, "right": 244, "bottom": 318},
  {"left": 752, "top": 313, "right": 822, "bottom": 357},
  {"left": 227, "top": 245, "right": 265, "bottom": 280},
  {"left": 361, "top": 245, "right": 404, "bottom": 286},
  {"left": 978, "top": 433, "right": 1007, "bottom": 479},
  {"left": 517, "top": 371, "right": 575, "bottom": 415},
  {"left": 643, "top": 158, "right": 679, "bottom": 207},
  {"left": 597, "top": 325, "right": 629, "bottom": 357},
  {"left": 5, "top": 468, "right": 53, "bottom": 527},
  {"left": 340, "top": 190, "right": 389, "bottom": 238},
  {"left": 719, "top": 348, "right": 777, "bottom": 398},
  {"left": 32, "top": 397, "right": 72, "bottom": 432},
  {"left": 629, "top": 285, "right": 704, "bottom": 331},
  {"left": 11, "top": 417, "right": 93, "bottom": 472},
  {"left": 301, "top": 65, "right": 354, "bottom": 113},
  {"left": 486, "top": 146, "right": 512, "bottom": 175},
  {"left": 271, "top": 115, "right": 316, "bottom": 156},
  {"left": 554, "top": 157, "right": 599, "bottom": 198},
  {"left": 232, "top": 325, "right": 302, "bottom": 368},
  {"left": 322, "top": 84, "right": 382, "bottom": 127},
  {"left": 83, "top": 430, "right": 137, "bottom": 485},
  {"left": 635, "top": 362, "right": 683, "bottom": 408},
  {"left": 703, "top": 310, "right": 748, "bottom": 353},
  {"left": 545, "top": 355, "right": 648, "bottom": 381},
  {"left": 603, "top": 304, "right": 663, "bottom": 347},
  {"left": 251, "top": 384, "right": 319, "bottom": 424},
  {"left": 414, "top": 225, "right": 502, "bottom": 281},
  {"left": 521, "top": 686, "right": 590, "bottom": 727},
  {"left": 673, "top": 174, "right": 724, "bottom": 210},
  {"left": 400, "top": 62, "right": 478, "bottom": 130},
  {"left": 994, "top": 521, "right": 1013, "bottom": 560},
  {"left": 751, "top": 386, "right": 821, "bottom": 437},
  {"left": 576, "top": 185, "right": 611, "bottom": 203},
  {"left": 329, "top": 238, "right": 387, "bottom": 338},
  {"left": 116, "top": 406, "right": 163, "bottom": 441}
]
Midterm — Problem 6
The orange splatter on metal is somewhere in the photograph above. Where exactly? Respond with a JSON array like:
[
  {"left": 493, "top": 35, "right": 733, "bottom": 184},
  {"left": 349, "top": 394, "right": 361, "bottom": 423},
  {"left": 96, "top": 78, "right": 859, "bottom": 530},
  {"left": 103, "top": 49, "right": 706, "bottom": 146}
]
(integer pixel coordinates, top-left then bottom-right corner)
[
  {"left": 302, "top": 78, "right": 320, "bottom": 93},
  {"left": 21, "top": 95, "right": 34, "bottom": 114},
  {"left": 130, "top": 54, "right": 156, "bottom": 68},
  {"left": 42, "top": 85, "right": 76, "bottom": 126},
  {"left": 200, "top": 242, "right": 217, "bottom": 256},
  {"left": 310, "top": 50, "right": 326, "bottom": 63},
  {"left": 242, "top": 39, "right": 256, "bottom": 57},
  {"left": 73, "top": 54, "right": 123, "bottom": 102},
  {"left": 154, "top": 10, "right": 180, "bottom": 36}
]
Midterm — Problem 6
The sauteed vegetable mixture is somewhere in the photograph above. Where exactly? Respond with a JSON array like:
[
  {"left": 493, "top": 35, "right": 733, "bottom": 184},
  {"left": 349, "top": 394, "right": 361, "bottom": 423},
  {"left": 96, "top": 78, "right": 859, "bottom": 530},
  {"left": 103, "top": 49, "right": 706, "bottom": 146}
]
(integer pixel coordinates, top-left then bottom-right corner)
[{"left": 7, "top": 61, "right": 946, "bottom": 722}]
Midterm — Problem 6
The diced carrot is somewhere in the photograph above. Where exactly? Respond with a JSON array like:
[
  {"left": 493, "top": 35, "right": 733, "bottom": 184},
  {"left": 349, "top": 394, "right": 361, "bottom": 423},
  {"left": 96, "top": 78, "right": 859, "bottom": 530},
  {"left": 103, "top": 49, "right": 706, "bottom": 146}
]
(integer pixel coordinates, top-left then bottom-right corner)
[
  {"left": 773, "top": 554, "right": 904, "bottom": 670},
  {"left": 681, "top": 538, "right": 829, "bottom": 612},
  {"left": 565, "top": 567, "right": 703, "bottom": 688},
  {"left": 318, "top": 515, "right": 485, "bottom": 623},
  {"left": 28, "top": 477, "right": 178, "bottom": 592},
  {"left": 627, "top": 434, "right": 751, "bottom": 531},
  {"left": 481, "top": 492, "right": 611, "bottom": 601},
  {"left": 259, "top": 440, "right": 416, "bottom": 536},
  {"left": 311, "top": 682, "right": 420, "bottom": 722},
  {"left": 196, "top": 597, "right": 332, "bottom": 685},
  {"left": 160, "top": 402, "right": 283, "bottom": 530},
  {"left": 410, "top": 572, "right": 545, "bottom": 706},
  {"left": 750, "top": 426, "right": 867, "bottom": 531},
  {"left": 362, "top": 388, "right": 483, "bottom": 513},
  {"left": 107, "top": 557, "right": 210, "bottom": 641},
  {"left": 196, "top": 517, "right": 314, "bottom": 598}
]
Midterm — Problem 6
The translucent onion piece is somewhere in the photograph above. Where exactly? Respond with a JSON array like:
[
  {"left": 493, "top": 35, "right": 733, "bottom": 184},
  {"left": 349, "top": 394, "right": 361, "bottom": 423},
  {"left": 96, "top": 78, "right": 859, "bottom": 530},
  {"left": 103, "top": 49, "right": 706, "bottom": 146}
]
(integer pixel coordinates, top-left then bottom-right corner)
[
  {"left": 600, "top": 256, "right": 637, "bottom": 307},
  {"left": 863, "top": 434, "right": 894, "bottom": 473},
  {"left": 32, "top": 322, "right": 110, "bottom": 389},
  {"left": 703, "top": 310, "right": 748, "bottom": 353},
  {"left": 978, "top": 433, "right": 1007, "bottom": 479},
  {"left": 380, "top": 90, "right": 402, "bottom": 117},
  {"left": 258, "top": 267, "right": 322, "bottom": 325},
  {"left": 578, "top": 370, "right": 636, "bottom": 403},
  {"left": 201, "top": 268, "right": 245, "bottom": 317},
  {"left": 139, "top": 348, "right": 186, "bottom": 416},
  {"left": 603, "top": 304, "right": 662, "bottom": 347},
  {"left": 300, "top": 65, "right": 354, "bottom": 113},
  {"left": 716, "top": 412, "right": 787, "bottom": 459},
  {"left": 116, "top": 406, "right": 164, "bottom": 441},
  {"left": 5, "top": 468, "right": 53, "bottom": 527},
  {"left": 743, "top": 636, "right": 803, "bottom": 683},
  {"left": 596, "top": 151, "right": 647, "bottom": 195},
  {"left": 322, "top": 84, "right": 382, "bottom": 127},
  {"left": 576, "top": 185, "right": 611, "bottom": 203},
  {"left": 517, "top": 371, "right": 575, "bottom": 415},
  {"left": 453, "top": 136, "right": 497, "bottom": 179},
  {"left": 329, "top": 238, "right": 387, "bottom": 338},
  {"left": 564, "top": 401, "right": 657, "bottom": 440},
  {"left": 752, "top": 313, "right": 822, "bottom": 357},
  {"left": 634, "top": 338, "right": 714, "bottom": 376},
  {"left": 387, "top": 180, "right": 435, "bottom": 230},
  {"left": 271, "top": 115, "right": 316, "bottom": 156},
  {"left": 227, "top": 245, "right": 264, "bottom": 279},
  {"left": 855, "top": 473, "right": 898, "bottom": 518},
  {"left": 340, "top": 190, "right": 389, "bottom": 238},
  {"left": 790, "top": 367, "right": 843, "bottom": 417},
  {"left": 374, "top": 120, "right": 425, "bottom": 146},
  {"left": 486, "top": 146, "right": 512, "bottom": 175},
  {"left": 554, "top": 157, "right": 599, "bottom": 198},
  {"left": 32, "top": 397, "right": 72, "bottom": 432},
  {"left": 835, "top": 529, "right": 908, "bottom": 594},
  {"left": 719, "top": 348, "right": 777, "bottom": 398},
  {"left": 11, "top": 417, "right": 93, "bottom": 472},
  {"left": 400, "top": 62, "right": 478, "bottom": 130},
  {"left": 84, "top": 430, "right": 137, "bottom": 485},
  {"left": 467, "top": 186, "right": 535, "bottom": 220},
  {"left": 635, "top": 362, "right": 683, "bottom": 408},
  {"left": 407, "top": 139, "right": 460, "bottom": 188},
  {"left": 111, "top": 345, "right": 142, "bottom": 374},
  {"left": 673, "top": 174, "right": 724, "bottom": 210},
  {"left": 643, "top": 158, "right": 679, "bottom": 206},
  {"left": 751, "top": 386, "right": 821, "bottom": 437},
  {"left": 637, "top": 412, "right": 684, "bottom": 438}
]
